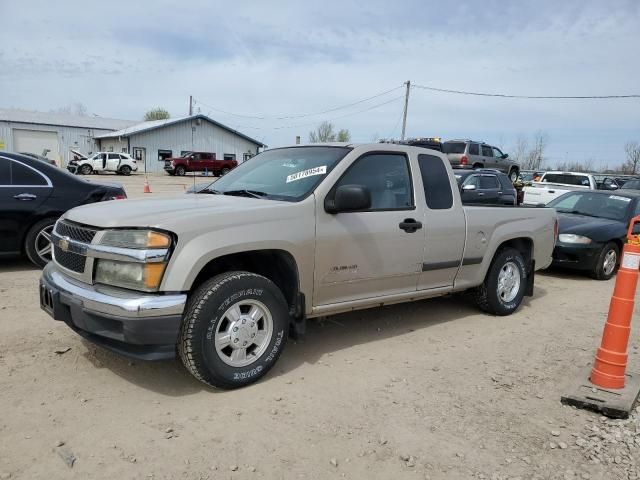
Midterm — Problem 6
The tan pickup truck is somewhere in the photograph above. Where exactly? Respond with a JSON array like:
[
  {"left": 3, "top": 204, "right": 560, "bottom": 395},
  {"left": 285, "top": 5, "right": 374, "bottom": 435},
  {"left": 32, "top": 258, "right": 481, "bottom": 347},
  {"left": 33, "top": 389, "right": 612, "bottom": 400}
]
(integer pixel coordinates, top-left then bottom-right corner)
[{"left": 40, "top": 144, "right": 557, "bottom": 388}]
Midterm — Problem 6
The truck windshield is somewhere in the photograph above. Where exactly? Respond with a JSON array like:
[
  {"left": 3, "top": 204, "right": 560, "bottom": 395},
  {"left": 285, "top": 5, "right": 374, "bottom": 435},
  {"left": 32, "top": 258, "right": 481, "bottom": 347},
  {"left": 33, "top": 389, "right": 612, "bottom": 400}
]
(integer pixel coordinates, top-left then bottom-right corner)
[{"left": 203, "top": 146, "right": 351, "bottom": 201}]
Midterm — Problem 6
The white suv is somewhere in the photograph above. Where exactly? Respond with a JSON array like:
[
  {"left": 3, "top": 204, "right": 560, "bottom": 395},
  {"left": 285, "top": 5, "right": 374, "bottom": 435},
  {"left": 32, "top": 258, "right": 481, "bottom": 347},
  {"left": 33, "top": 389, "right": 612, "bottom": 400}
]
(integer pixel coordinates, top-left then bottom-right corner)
[{"left": 69, "top": 151, "right": 138, "bottom": 176}]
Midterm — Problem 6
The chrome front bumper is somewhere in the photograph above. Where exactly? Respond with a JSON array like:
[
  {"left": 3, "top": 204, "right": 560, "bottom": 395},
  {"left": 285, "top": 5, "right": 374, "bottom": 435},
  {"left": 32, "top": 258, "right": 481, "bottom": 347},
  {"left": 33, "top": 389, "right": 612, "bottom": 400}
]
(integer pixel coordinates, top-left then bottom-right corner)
[
  {"left": 41, "top": 262, "right": 185, "bottom": 318},
  {"left": 40, "top": 263, "right": 187, "bottom": 360}
]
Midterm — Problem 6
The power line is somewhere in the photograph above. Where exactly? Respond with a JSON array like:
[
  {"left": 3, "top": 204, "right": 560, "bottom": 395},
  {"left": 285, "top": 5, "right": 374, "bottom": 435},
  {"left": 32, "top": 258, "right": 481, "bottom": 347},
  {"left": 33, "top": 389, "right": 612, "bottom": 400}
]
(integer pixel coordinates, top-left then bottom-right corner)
[
  {"left": 221, "top": 95, "right": 405, "bottom": 132},
  {"left": 411, "top": 84, "right": 640, "bottom": 99},
  {"left": 192, "top": 85, "right": 404, "bottom": 121}
]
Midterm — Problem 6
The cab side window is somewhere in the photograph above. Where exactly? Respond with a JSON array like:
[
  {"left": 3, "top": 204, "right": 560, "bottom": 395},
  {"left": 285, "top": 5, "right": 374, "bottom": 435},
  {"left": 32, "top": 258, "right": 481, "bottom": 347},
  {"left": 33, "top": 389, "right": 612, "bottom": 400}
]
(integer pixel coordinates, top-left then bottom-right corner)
[
  {"left": 481, "top": 145, "right": 493, "bottom": 157},
  {"left": 418, "top": 154, "right": 454, "bottom": 210},
  {"left": 468, "top": 143, "right": 480, "bottom": 155},
  {"left": 334, "top": 153, "right": 413, "bottom": 210}
]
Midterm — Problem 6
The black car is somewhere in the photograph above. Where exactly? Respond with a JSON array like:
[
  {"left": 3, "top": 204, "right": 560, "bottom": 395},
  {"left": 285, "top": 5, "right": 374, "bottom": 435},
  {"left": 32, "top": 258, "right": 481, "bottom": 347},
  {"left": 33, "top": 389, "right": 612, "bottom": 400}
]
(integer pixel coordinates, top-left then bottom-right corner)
[
  {"left": 454, "top": 169, "right": 517, "bottom": 205},
  {"left": 547, "top": 190, "right": 640, "bottom": 280},
  {"left": 0, "top": 153, "right": 126, "bottom": 268}
]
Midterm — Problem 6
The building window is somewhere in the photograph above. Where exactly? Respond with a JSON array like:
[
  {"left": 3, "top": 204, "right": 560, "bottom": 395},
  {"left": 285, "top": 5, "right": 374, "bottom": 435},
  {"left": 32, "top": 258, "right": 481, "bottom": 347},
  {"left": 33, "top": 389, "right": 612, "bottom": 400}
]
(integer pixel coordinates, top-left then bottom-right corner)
[
  {"left": 158, "top": 149, "right": 173, "bottom": 161},
  {"left": 223, "top": 153, "right": 236, "bottom": 161},
  {"left": 122, "top": 148, "right": 128, "bottom": 153},
  {"left": 243, "top": 153, "right": 253, "bottom": 162},
  {"left": 108, "top": 146, "right": 114, "bottom": 152}
]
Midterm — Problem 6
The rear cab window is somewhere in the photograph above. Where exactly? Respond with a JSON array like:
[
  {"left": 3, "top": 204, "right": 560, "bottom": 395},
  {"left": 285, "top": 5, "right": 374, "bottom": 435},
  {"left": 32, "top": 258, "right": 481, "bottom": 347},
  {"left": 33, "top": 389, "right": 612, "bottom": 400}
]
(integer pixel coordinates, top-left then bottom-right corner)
[
  {"left": 543, "top": 174, "right": 590, "bottom": 187},
  {"left": 442, "top": 142, "right": 466, "bottom": 155}
]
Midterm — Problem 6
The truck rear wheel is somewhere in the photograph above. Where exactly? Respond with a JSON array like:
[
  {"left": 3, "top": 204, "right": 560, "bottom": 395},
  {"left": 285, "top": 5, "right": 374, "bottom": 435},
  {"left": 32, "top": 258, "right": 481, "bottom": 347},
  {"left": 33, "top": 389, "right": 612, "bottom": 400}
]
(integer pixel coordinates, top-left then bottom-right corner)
[
  {"left": 178, "top": 271, "right": 289, "bottom": 389},
  {"left": 474, "top": 248, "right": 526, "bottom": 316}
]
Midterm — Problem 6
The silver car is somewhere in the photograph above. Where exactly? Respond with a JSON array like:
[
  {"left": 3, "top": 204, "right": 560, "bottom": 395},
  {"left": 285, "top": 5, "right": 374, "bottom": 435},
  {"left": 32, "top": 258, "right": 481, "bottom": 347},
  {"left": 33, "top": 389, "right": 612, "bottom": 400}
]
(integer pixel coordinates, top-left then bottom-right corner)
[{"left": 443, "top": 140, "right": 520, "bottom": 182}]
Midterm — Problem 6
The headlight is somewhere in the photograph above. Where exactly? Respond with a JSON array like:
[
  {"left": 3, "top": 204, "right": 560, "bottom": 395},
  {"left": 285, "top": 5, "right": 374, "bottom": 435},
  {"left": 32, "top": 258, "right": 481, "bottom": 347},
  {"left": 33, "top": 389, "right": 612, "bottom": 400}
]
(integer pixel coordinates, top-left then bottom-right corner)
[
  {"left": 100, "top": 230, "right": 170, "bottom": 249},
  {"left": 94, "top": 229, "right": 172, "bottom": 291},
  {"left": 95, "top": 260, "right": 167, "bottom": 292},
  {"left": 558, "top": 234, "right": 592, "bottom": 244}
]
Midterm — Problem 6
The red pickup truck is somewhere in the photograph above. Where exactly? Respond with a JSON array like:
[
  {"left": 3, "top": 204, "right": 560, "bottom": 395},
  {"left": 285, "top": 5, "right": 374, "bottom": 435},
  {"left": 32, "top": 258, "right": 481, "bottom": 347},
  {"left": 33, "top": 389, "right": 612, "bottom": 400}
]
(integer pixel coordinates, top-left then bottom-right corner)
[{"left": 164, "top": 152, "right": 237, "bottom": 176}]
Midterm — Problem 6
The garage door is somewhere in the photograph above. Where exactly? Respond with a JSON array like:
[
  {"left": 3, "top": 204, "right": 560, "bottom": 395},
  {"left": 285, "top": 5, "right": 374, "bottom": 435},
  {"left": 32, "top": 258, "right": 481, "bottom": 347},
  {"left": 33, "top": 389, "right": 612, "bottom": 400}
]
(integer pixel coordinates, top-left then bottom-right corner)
[{"left": 13, "top": 129, "right": 60, "bottom": 165}]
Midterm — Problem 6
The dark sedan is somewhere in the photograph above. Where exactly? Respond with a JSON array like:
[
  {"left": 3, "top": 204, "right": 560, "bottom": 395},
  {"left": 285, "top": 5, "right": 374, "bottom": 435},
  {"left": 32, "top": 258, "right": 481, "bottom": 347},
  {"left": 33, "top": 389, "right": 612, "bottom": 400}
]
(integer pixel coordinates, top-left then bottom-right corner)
[
  {"left": 1, "top": 152, "right": 126, "bottom": 268},
  {"left": 455, "top": 169, "right": 517, "bottom": 205},
  {"left": 547, "top": 190, "right": 640, "bottom": 280}
]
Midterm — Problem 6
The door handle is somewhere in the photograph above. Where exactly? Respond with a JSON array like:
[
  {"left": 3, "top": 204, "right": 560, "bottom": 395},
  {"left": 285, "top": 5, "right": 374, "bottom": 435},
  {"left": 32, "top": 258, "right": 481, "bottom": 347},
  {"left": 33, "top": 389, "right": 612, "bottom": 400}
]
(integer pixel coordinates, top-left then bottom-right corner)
[
  {"left": 548, "top": 190, "right": 555, "bottom": 194},
  {"left": 478, "top": 192, "right": 485, "bottom": 196},
  {"left": 399, "top": 218, "right": 422, "bottom": 233},
  {"left": 14, "top": 193, "right": 37, "bottom": 201}
]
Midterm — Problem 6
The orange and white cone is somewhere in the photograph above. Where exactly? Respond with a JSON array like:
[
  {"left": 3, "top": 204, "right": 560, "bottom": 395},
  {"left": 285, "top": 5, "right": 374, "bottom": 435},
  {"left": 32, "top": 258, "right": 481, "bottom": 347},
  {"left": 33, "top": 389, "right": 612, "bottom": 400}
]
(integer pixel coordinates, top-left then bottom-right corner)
[{"left": 143, "top": 177, "right": 151, "bottom": 194}]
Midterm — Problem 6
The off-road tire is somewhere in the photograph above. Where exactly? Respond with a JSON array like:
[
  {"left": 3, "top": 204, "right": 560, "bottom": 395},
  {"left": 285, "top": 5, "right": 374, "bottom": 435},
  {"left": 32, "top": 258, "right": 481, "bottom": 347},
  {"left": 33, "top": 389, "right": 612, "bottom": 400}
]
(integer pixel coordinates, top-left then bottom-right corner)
[
  {"left": 475, "top": 248, "right": 527, "bottom": 316},
  {"left": 178, "top": 272, "right": 289, "bottom": 389},
  {"left": 119, "top": 165, "right": 132, "bottom": 176},
  {"left": 176, "top": 166, "right": 186, "bottom": 176},
  {"left": 80, "top": 164, "right": 93, "bottom": 175},
  {"left": 509, "top": 169, "right": 519, "bottom": 183},
  {"left": 25, "top": 217, "right": 57, "bottom": 268},
  {"left": 591, "top": 242, "right": 619, "bottom": 281},
  {"left": 472, "top": 163, "right": 484, "bottom": 170}
]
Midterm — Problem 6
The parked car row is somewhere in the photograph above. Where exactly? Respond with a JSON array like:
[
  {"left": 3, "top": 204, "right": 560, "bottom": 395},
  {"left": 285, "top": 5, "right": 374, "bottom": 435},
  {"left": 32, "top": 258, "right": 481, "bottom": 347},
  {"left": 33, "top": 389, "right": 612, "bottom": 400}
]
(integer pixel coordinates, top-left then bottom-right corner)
[{"left": 0, "top": 143, "right": 634, "bottom": 390}]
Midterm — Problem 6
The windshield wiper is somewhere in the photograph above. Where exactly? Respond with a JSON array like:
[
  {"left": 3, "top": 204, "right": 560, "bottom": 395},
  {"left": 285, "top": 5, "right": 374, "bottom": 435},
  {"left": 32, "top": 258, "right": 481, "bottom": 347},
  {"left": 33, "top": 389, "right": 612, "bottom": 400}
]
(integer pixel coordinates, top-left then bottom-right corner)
[
  {"left": 198, "top": 187, "right": 222, "bottom": 194},
  {"left": 222, "top": 189, "right": 268, "bottom": 199},
  {"left": 565, "top": 210, "right": 598, "bottom": 217}
]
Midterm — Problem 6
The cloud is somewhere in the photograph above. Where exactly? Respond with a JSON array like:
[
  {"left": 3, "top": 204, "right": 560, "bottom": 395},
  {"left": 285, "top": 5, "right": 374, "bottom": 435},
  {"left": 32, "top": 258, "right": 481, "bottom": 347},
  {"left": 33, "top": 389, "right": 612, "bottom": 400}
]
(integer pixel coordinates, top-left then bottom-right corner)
[{"left": 1, "top": 0, "right": 639, "bottom": 166}]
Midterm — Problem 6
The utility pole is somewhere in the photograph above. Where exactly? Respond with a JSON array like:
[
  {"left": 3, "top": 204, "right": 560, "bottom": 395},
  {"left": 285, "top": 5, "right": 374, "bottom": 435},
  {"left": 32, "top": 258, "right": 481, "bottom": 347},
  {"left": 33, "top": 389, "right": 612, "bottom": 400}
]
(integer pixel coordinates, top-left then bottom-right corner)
[
  {"left": 189, "top": 96, "right": 193, "bottom": 116},
  {"left": 400, "top": 80, "right": 410, "bottom": 141}
]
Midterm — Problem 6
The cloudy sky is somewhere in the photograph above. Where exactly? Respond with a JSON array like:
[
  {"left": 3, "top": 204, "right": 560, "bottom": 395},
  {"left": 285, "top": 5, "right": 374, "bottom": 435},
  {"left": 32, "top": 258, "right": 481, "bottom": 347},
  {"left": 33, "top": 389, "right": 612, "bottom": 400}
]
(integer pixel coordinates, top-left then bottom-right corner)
[{"left": 2, "top": 0, "right": 639, "bottom": 168}]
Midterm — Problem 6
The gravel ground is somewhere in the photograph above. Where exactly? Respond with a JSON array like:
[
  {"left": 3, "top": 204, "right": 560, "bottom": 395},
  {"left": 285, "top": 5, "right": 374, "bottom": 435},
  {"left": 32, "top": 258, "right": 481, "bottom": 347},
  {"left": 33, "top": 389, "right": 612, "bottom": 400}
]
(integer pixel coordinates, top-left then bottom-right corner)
[{"left": 1, "top": 175, "right": 640, "bottom": 479}]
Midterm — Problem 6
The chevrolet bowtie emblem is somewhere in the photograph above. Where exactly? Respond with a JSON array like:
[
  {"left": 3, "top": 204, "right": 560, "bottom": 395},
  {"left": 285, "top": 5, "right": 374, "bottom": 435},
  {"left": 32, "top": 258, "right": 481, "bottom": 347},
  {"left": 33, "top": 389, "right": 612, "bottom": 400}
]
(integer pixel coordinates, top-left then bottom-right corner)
[{"left": 58, "top": 237, "right": 70, "bottom": 252}]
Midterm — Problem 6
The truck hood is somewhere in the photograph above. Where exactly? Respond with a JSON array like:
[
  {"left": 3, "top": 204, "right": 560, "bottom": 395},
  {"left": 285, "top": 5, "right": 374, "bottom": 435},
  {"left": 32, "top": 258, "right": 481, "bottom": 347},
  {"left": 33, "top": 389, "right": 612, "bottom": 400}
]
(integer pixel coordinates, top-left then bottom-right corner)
[{"left": 63, "top": 194, "right": 299, "bottom": 231}]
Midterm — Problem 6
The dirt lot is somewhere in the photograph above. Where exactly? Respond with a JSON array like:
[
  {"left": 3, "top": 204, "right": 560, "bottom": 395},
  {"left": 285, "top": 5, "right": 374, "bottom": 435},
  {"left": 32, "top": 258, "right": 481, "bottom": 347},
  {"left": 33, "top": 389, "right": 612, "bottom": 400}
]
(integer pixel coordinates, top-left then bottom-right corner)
[{"left": 2, "top": 174, "right": 640, "bottom": 480}]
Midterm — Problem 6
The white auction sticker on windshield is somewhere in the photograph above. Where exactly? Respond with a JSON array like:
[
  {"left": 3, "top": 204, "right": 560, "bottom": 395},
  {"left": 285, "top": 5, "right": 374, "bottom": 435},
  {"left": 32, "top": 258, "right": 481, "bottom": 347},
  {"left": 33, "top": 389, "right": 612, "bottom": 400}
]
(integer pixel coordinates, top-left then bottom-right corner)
[
  {"left": 286, "top": 166, "right": 327, "bottom": 183},
  {"left": 610, "top": 195, "right": 632, "bottom": 202}
]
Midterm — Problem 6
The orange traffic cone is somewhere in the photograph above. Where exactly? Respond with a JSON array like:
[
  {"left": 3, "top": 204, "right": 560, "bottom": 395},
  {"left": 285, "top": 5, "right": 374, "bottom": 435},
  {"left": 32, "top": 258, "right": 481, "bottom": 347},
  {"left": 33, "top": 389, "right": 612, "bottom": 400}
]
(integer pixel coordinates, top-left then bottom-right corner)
[
  {"left": 562, "top": 215, "right": 640, "bottom": 418},
  {"left": 590, "top": 216, "right": 640, "bottom": 388},
  {"left": 143, "top": 177, "right": 152, "bottom": 194}
]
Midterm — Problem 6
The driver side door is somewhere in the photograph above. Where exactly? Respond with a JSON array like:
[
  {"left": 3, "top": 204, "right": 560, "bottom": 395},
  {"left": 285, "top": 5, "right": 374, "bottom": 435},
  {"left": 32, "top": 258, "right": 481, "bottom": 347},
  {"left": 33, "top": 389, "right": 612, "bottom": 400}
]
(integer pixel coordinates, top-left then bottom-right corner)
[
  {"left": 313, "top": 152, "right": 425, "bottom": 305},
  {"left": 93, "top": 153, "right": 106, "bottom": 171}
]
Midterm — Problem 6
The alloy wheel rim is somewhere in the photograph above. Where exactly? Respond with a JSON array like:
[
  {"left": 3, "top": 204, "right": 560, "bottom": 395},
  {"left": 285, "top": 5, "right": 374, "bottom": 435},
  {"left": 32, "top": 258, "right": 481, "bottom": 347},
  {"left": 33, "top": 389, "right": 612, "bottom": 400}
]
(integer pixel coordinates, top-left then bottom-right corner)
[
  {"left": 497, "top": 261, "right": 521, "bottom": 303},
  {"left": 603, "top": 250, "right": 617, "bottom": 276},
  {"left": 36, "top": 225, "right": 54, "bottom": 263},
  {"left": 214, "top": 299, "right": 273, "bottom": 367}
]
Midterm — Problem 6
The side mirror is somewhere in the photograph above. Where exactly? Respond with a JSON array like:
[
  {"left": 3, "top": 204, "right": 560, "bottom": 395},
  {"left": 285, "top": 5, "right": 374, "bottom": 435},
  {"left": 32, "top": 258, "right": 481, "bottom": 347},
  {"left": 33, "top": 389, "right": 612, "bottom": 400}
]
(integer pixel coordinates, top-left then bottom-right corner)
[
  {"left": 462, "top": 184, "right": 476, "bottom": 191},
  {"left": 326, "top": 185, "right": 371, "bottom": 213},
  {"left": 502, "top": 153, "right": 509, "bottom": 159}
]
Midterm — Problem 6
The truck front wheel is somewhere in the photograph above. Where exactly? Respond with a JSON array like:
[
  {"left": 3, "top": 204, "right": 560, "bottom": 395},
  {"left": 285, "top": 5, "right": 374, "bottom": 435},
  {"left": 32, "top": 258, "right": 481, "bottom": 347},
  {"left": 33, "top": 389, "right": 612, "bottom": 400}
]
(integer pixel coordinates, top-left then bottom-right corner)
[
  {"left": 474, "top": 248, "right": 526, "bottom": 316},
  {"left": 178, "top": 272, "right": 289, "bottom": 389}
]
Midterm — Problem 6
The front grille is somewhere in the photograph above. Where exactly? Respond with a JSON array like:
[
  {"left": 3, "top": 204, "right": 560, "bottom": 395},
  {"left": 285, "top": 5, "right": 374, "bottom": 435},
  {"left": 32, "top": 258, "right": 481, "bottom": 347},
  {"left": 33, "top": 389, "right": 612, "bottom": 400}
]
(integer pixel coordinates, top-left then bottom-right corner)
[
  {"left": 54, "top": 245, "right": 86, "bottom": 273},
  {"left": 55, "top": 221, "right": 98, "bottom": 243},
  {"left": 165, "top": 161, "right": 171, "bottom": 167}
]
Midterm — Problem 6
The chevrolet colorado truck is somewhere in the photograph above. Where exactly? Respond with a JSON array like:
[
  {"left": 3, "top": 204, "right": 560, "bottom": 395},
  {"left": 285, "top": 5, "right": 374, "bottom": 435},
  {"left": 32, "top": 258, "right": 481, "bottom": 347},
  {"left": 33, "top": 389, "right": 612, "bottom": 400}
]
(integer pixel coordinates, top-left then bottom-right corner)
[{"left": 40, "top": 144, "right": 557, "bottom": 389}]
